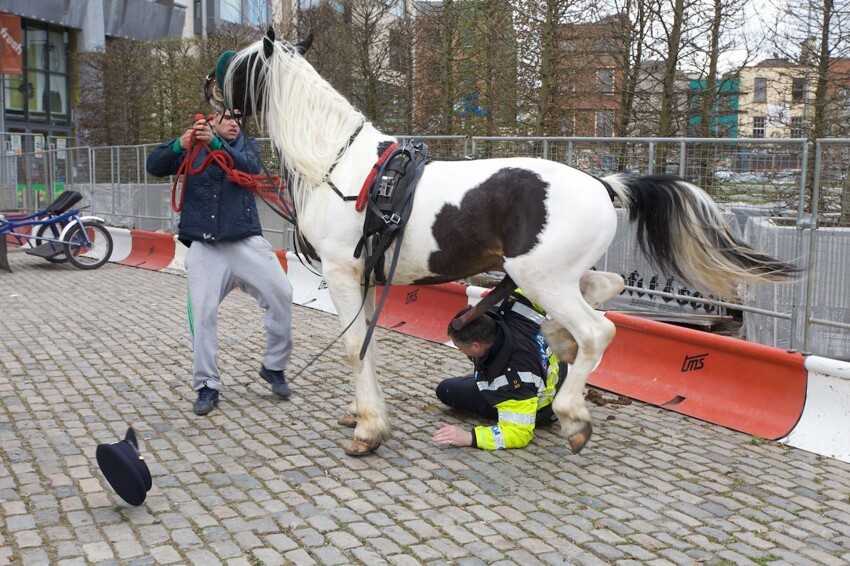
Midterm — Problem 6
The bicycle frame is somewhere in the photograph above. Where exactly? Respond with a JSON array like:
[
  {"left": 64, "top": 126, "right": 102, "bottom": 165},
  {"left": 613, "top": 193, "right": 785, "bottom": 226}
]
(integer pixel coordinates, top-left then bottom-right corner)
[
  {"left": 1, "top": 190, "right": 110, "bottom": 273},
  {"left": 0, "top": 209, "right": 105, "bottom": 249},
  {"left": 0, "top": 209, "right": 80, "bottom": 247}
]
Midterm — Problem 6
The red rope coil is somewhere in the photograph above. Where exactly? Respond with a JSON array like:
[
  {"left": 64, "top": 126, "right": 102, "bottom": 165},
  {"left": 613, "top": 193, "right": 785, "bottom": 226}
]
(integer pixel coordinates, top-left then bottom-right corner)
[{"left": 171, "top": 117, "right": 287, "bottom": 213}]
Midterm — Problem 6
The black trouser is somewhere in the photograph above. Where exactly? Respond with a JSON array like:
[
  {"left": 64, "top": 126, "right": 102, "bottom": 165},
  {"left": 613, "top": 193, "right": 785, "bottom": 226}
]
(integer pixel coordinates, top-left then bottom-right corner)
[
  {"left": 435, "top": 370, "right": 566, "bottom": 427},
  {"left": 435, "top": 375, "right": 498, "bottom": 420}
]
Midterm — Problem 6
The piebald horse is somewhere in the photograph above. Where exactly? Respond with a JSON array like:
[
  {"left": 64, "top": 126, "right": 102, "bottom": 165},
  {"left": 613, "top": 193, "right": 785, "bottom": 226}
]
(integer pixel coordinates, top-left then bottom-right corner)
[{"left": 211, "top": 31, "right": 795, "bottom": 456}]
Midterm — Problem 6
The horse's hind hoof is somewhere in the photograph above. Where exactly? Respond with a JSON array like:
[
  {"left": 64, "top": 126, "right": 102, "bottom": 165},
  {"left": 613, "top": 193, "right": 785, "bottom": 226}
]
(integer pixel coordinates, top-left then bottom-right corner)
[
  {"left": 338, "top": 412, "right": 357, "bottom": 428},
  {"left": 567, "top": 422, "right": 593, "bottom": 454},
  {"left": 344, "top": 438, "right": 380, "bottom": 457}
]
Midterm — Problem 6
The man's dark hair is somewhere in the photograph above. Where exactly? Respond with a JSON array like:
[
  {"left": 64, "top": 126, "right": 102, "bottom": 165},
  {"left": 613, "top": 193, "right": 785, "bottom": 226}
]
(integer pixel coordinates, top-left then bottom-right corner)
[{"left": 447, "top": 306, "right": 497, "bottom": 346}]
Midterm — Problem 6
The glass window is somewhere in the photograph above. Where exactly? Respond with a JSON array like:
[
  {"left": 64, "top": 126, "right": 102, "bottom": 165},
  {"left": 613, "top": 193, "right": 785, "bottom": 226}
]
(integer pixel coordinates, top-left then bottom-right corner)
[
  {"left": 5, "top": 21, "right": 70, "bottom": 127},
  {"left": 4, "top": 76, "right": 28, "bottom": 112},
  {"left": 753, "top": 116, "right": 765, "bottom": 138},
  {"left": 790, "top": 116, "right": 804, "bottom": 138},
  {"left": 753, "top": 77, "right": 767, "bottom": 103},
  {"left": 48, "top": 74, "right": 67, "bottom": 118},
  {"left": 596, "top": 110, "right": 613, "bottom": 137},
  {"left": 597, "top": 69, "right": 614, "bottom": 94},
  {"left": 220, "top": 0, "right": 241, "bottom": 23},
  {"left": 792, "top": 77, "right": 805, "bottom": 103},
  {"left": 26, "top": 28, "right": 48, "bottom": 71},
  {"left": 28, "top": 70, "right": 48, "bottom": 115},
  {"left": 48, "top": 30, "right": 67, "bottom": 73}
]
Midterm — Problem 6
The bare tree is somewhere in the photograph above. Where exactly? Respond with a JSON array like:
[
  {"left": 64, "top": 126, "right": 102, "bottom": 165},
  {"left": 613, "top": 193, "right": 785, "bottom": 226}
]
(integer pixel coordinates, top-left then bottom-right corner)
[
  {"left": 681, "top": 0, "right": 749, "bottom": 188},
  {"left": 75, "top": 26, "right": 261, "bottom": 147},
  {"left": 609, "top": 0, "right": 652, "bottom": 139},
  {"left": 634, "top": 0, "right": 695, "bottom": 170},
  {"left": 341, "top": 1, "right": 401, "bottom": 125},
  {"left": 655, "top": 0, "right": 687, "bottom": 140},
  {"left": 768, "top": 0, "right": 850, "bottom": 221},
  {"left": 76, "top": 39, "right": 152, "bottom": 146},
  {"left": 515, "top": 0, "right": 593, "bottom": 137},
  {"left": 410, "top": 0, "right": 467, "bottom": 134},
  {"left": 465, "top": 1, "right": 518, "bottom": 136},
  {"left": 298, "top": 2, "right": 358, "bottom": 103}
]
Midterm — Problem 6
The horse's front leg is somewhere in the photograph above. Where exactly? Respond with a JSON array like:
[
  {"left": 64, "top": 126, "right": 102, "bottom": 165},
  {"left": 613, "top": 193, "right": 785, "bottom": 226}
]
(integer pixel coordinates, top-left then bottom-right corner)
[
  {"left": 338, "top": 285, "right": 376, "bottom": 430},
  {"left": 323, "top": 263, "right": 389, "bottom": 456}
]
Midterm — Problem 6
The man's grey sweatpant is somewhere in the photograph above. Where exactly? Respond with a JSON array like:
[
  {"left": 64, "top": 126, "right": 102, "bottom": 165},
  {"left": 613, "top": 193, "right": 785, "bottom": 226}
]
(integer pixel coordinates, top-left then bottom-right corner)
[{"left": 186, "top": 236, "right": 293, "bottom": 392}]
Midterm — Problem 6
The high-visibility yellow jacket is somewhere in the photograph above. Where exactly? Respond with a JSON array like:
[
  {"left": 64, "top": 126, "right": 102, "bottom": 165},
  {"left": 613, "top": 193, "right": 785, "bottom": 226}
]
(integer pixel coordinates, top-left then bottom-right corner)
[{"left": 471, "top": 293, "right": 561, "bottom": 450}]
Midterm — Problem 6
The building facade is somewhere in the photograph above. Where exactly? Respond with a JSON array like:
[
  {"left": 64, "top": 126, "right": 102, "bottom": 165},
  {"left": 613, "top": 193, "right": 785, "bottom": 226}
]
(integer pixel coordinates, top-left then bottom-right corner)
[
  {"left": 0, "top": 1, "right": 186, "bottom": 152},
  {"left": 688, "top": 77, "right": 739, "bottom": 138},
  {"left": 738, "top": 59, "right": 812, "bottom": 139},
  {"left": 553, "top": 14, "right": 626, "bottom": 137}
]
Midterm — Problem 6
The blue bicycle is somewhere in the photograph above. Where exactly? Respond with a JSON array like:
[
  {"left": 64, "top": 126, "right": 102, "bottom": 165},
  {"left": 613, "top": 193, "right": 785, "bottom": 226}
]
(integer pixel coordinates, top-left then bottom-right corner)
[{"left": 0, "top": 190, "right": 113, "bottom": 271}]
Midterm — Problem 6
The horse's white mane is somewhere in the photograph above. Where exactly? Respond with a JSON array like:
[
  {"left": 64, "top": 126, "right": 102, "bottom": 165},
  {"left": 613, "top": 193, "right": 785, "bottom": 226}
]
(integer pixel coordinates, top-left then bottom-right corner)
[{"left": 223, "top": 40, "right": 365, "bottom": 213}]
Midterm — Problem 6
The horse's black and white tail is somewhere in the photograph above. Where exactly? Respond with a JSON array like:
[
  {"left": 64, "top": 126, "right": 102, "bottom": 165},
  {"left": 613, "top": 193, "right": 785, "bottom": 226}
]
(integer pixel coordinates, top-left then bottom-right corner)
[{"left": 602, "top": 173, "right": 797, "bottom": 299}]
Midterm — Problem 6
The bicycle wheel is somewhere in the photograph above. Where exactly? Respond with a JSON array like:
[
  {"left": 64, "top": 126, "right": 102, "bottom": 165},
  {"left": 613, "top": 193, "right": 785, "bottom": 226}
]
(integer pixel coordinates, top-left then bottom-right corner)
[
  {"left": 34, "top": 223, "right": 69, "bottom": 263},
  {"left": 63, "top": 222, "right": 113, "bottom": 270}
]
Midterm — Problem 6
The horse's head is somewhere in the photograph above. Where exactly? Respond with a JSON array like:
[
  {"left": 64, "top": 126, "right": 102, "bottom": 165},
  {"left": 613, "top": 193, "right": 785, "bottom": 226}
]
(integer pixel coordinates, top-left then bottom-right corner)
[
  {"left": 208, "top": 28, "right": 362, "bottom": 194},
  {"left": 203, "top": 28, "right": 313, "bottom": 117}
]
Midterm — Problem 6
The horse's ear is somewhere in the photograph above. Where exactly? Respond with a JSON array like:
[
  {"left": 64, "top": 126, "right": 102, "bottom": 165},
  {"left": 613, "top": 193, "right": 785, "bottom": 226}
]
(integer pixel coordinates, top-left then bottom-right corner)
[
  {"left": 263, "top": 28, "right": 276, "bottom": 59},
  {"left": 294, "top": 33, "right": 313, "bottom": 56}
]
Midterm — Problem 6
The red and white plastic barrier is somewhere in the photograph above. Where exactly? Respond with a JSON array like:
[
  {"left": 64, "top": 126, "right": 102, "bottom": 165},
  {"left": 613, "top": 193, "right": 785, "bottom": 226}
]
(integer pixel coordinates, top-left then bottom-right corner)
[
  {"left": 107, "top": 229, "right": 850, "bottom": 463},
  {"left": 781, "top": 356, "right": 850, "bottom": 462},
  {"left": 591, "top": 311, "right": 808, "bottom": 440}
]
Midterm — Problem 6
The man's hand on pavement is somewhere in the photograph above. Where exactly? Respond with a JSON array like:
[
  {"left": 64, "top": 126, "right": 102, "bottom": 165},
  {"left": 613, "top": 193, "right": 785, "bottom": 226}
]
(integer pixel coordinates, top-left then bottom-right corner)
[{"left": 432, "top": 423, "right": 473, "bottom": 447}]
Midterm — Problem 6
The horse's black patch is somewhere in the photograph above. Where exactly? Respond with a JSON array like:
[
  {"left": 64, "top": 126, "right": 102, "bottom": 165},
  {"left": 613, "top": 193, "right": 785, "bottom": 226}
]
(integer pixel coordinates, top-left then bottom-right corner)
[
  {"left": 226, "top": 52, "right": 266, "bottom": 117},
  {"left": 415, "top": 167, "right": 548, "bottom": 284}
]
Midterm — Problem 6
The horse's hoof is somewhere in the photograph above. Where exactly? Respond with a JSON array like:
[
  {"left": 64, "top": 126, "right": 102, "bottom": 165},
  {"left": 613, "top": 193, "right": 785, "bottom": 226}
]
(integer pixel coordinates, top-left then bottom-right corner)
[
  {"left": 567, "top": 422, "right": 593, "bottom": 454},
  {"left": 344, "top": 438, "right": 380, "bottom": 457},
  {"left": 338, "top": 412, "right": 358, "bottom": 428}
]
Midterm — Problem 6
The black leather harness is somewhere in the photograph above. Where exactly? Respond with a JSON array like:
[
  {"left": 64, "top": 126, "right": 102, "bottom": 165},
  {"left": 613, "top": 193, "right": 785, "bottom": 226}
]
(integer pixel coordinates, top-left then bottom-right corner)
[
  {"left": 355, "top": 140, "right": 430, "bottom": 286},
  {"left": 354, "top": 140, "right": 431, "bottom": 358}
]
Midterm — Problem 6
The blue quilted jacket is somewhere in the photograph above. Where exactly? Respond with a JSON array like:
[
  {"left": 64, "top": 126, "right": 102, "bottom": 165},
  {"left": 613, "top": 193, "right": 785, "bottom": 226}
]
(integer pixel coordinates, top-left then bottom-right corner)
[{"left": 146, "top": 133, "right": 263, "bottom": 243}]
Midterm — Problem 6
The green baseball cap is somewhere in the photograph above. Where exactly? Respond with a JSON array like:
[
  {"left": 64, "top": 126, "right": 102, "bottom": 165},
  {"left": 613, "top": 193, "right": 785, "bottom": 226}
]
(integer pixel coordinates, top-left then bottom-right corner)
[{"left": 215, "top": 50, "right": 237, "bottom": 90}]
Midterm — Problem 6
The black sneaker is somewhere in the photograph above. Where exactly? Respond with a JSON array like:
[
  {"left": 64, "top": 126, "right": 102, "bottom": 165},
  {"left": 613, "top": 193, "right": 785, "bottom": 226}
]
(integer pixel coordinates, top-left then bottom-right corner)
[
  {"left": 259, "top": 365, "right": 291, "bottom": 397},
  {"left": 193, "top": 386, "right": 219, "bottom": 415},
  {"left": 536, "top": 404, "right": 558, "bottom": 427}
]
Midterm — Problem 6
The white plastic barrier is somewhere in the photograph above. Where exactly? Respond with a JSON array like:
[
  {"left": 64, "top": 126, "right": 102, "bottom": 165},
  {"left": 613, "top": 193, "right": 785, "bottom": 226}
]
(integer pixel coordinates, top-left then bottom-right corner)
[
  {"left": 106, "top": 227, "right": 133, "bottom": 263},
  {"left": 781, "top": 356, "right": 850, "bottom": 463}
]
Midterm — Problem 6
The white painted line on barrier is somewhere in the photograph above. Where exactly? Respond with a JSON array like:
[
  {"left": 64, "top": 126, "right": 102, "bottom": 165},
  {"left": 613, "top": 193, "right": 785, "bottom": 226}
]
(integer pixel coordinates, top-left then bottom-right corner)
[
  {"left": 466, "top": 285, "right": 488, "bottom": 305},
  {"left": 106, "top": 227, "right": 133, "bottom": 263},
  {"left": 781, "top": 355, "right": 850, "bottom": 463},
  {"left": 164, "top": 236, "right": 188, "bottom": 275}
]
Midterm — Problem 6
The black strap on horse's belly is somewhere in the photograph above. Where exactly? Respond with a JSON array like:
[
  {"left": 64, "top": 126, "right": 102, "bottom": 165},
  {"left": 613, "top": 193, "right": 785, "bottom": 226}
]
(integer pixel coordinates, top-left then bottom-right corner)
[{"left": 450, "top": 275, "right": 516, "bottom": 331}]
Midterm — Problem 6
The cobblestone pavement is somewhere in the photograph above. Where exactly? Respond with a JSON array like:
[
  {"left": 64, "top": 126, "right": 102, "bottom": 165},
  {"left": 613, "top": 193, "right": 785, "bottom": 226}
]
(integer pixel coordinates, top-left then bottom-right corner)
[{"left": 1, "top": 251, "right": 850, "bottom": 566}]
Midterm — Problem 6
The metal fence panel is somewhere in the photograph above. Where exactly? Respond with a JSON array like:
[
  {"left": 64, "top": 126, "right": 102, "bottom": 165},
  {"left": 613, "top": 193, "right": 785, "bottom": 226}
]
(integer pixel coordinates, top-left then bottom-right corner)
[
  {"left": 745, "top": 216, "right": 849, "bottom": 358},
  {"left": 2, "top": 135, "right": 846, "bottom": 360}
]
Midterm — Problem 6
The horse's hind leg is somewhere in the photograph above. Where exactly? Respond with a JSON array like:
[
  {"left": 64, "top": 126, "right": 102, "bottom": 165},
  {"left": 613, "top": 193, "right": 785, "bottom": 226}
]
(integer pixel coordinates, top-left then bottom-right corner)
[
  {"left": 543, "top": 271, "right": 624, "bottom": 364},
  {"left": 581, "top": 271, "right": 625, "bottom": 309},
  {"left": 538, "top": 290, "right": 617, "bottom": 454},
  {"left": 323, "top": 262, "right": 390, "bottom": 455}
]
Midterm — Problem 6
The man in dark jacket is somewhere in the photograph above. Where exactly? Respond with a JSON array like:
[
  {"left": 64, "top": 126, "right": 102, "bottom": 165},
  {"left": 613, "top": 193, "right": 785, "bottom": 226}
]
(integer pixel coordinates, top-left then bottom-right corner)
[
  {"left": 146, "top": 111, "right": 293, "bottom": 415},
  {"left": 432, "top": 291, "right": 563, "bottom": 450}
]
